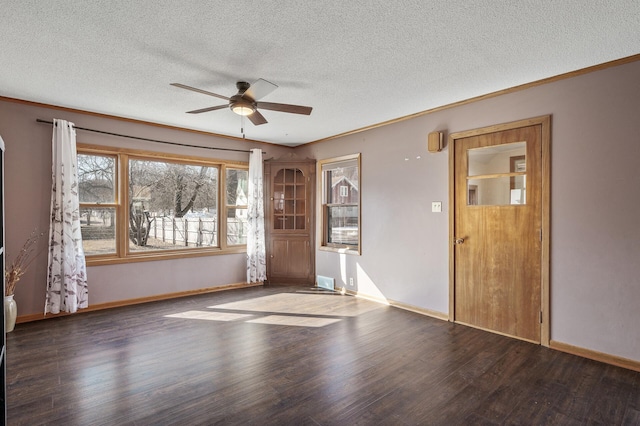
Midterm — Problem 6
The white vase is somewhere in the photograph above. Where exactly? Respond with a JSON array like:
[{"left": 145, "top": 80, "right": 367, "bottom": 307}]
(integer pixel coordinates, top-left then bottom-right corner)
[{"left": 5, "top": 294, "right": 17, "bottom": 332}]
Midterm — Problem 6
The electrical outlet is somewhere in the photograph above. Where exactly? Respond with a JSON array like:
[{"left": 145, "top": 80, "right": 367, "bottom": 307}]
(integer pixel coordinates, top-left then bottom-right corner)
[
  {"left": 432, "top": 201, "right": 442, "bottom": 213},
  {"left": 349, "top": 277, "right": 354, "bottom": 286}
]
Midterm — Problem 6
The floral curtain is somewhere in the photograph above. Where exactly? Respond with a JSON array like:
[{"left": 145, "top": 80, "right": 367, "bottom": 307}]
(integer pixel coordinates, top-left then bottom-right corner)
[
  {"left": 246, "top": 149, "right": 266, "bottom": 283},
  {"left": 45, "top": 119, "right": 88, "bottom": 314}
]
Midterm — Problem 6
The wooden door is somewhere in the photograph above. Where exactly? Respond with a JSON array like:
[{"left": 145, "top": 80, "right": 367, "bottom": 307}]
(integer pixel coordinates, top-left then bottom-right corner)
[
  {"left": 453, "top": 123, "right": 543, "bottom": 343},
  {"left": 265, "top": 159, "right": 315, "bottom": 285}
]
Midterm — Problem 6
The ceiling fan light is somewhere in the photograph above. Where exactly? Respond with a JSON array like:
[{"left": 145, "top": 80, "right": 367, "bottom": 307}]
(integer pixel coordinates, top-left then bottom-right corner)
[
  {"left": 231, "top": 97, "right": 255, "bottom": 116},
  {"left": 232, "top": 105, "right": 254, "bottom": 116}
]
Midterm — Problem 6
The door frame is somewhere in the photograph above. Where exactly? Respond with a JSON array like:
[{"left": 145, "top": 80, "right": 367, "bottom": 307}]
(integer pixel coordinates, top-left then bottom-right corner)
[{"left": 448, "top": 115, "right": 551, "bottom": 346}]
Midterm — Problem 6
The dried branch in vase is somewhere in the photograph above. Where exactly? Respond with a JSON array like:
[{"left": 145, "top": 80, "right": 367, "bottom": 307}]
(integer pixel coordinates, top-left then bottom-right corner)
[{"left": 5, "top": 230, "right": 45, "bottom": 296}]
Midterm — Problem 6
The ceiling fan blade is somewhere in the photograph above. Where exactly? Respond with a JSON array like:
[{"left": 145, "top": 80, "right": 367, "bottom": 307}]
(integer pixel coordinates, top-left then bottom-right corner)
[
  {"left": 245, "top": 78, "right": 278, "bottom": 100},
  {"left": 257, "top": 101, "right": 312, "bottom": 115},
  {"left": 186, "top": 105, "right": 228, "bottom": 114},
  {"left": 171, "top": 83, "right": 229, "bottom": 101},
  {"left": 248, "top": 110, "right": 268, "bottom": 126}
]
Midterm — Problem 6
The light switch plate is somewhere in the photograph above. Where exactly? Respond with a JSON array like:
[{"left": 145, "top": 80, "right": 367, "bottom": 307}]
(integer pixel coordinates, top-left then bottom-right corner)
[{"left": 432, "top": 201, "right": 442, "bottom": 213}]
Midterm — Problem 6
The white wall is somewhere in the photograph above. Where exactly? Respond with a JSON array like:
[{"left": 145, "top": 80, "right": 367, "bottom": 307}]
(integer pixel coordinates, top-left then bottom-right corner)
[
  {"left": 297, "top": 60, "right": 640, "bottom": 362},
  {"left": 0, "top": 99, "right": 291, "bottom": 316}
]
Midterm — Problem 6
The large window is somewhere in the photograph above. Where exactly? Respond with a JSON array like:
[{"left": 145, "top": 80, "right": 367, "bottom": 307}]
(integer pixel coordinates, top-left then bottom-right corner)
[
  {"left": 78, "top": 153, "right": 118, "bottom": 255},
  {"left": 319, "top": 154, "right": 360, "bottom": 253},
  {"left": 128, "top": 158, "right": 219, "bottom": 252},
  {"left": 78, "top": 145, "right": 248, "bottom": 264}
]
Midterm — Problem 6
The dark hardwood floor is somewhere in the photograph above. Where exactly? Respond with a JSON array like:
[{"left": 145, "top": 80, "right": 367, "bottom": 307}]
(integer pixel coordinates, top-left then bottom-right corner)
[{"left": 6, "top": 285, "right": 640, "bottom": 425}]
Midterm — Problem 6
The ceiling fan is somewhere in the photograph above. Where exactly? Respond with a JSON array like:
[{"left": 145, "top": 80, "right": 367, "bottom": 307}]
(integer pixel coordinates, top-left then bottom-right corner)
[{"left": 171, "top": 79, "right": 312, "bottom": 126}]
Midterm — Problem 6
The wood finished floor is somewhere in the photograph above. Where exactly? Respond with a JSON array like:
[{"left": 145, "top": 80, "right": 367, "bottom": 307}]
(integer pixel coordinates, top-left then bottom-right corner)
[{"left": 6, "top": 285, "right": 640, "bottom": 425}]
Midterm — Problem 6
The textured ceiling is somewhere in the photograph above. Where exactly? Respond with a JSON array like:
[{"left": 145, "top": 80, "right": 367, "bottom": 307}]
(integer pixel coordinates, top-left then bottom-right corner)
[{"left": 1, "top": 1, "right": 639, "bottom": 146}]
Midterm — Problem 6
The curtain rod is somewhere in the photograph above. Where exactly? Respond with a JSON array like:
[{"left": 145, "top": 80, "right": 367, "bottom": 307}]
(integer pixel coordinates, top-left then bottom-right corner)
[{"left": 36, "top": 119, "right": 265, "bottom": 154}]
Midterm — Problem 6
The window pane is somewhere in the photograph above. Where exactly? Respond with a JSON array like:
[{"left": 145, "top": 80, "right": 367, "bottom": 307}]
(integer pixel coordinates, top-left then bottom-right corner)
[
  {"left": 226, "top": 169, "right": 248, "bottom": 207},
  {"left": 128, "top": 159, "right": 218, "bottom": 251},
  {"left": 467, "top": 142, "right": 526, "bottom": 176},
  {"left": 80, "top": 207, "right": 116, "bottom": 255},
  {"left": 328, "top": 206, "right": 359, "bottom": 246},
  {"left": 324, "top": 165, "right": 359, "bottom": 204},
  {"left": 226, "top": 169, "right": 248, "bottom": 245},
  {"left": 227, "top": 207, "right": 248, "bottom": 245},
  {"left": 468, "top": 176, "right": 526, "bottom": 205},
  {"left": 78, "top": 154, "right": 115, "bottom": 203}
]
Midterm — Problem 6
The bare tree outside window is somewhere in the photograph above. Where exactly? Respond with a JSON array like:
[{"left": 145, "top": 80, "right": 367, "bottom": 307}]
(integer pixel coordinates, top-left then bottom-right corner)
[
  {"left": 128, "top": 159, "right": 218, "bottom": 251},
  {"left": 78, "top": 148, "right": 247, "bottom": 261}
]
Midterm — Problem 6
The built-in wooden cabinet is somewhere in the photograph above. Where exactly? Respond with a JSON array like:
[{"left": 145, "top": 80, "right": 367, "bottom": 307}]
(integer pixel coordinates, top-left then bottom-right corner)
[{"left": 264, "top": 156, "right": 315, "bottom": 285}]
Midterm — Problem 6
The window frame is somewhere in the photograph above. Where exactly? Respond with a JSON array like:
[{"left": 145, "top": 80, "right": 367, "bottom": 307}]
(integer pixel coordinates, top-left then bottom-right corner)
[
  {"left": 78, "top": 152, "right": 119, "bottom": 257},
  {"left": 317, "top": 153, "right": 361, "bottom": 255},
  {"left": 224, "top": 166, "right": 249, "bottom": 247},
  {"left": 78, "top": 144, "right": 249, "bottom": 266}
]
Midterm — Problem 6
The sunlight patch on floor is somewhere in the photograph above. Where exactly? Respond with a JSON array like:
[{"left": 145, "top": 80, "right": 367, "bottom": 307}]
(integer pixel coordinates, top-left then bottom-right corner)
[
  {"left": 246, "top": 315, "right": 341, "bottom": 327},
  {"left": 165, "top": 310, "right": 253, "bottom": 321},
  {"left": 163, "top": 291, "right": 381, "bottom": 327},
  {"left": 207, "top": 292, "right": 381, "bottom": 317}
]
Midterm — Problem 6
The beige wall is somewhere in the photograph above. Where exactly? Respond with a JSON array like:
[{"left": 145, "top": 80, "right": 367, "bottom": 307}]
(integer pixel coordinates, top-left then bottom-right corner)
[
  {"left": 2, "top": 58, "right": 639, "bottom": 364},
  {"left": 297, "top": 59, "right": 640, "bottom": 363},
  {"left": 0, "top": 100, "right": 292, "bottom": 316}
]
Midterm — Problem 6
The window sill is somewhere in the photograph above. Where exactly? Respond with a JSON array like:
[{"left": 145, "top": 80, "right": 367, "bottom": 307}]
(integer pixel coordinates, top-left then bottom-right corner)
[
  {"left": 86, "top": 246, "right": 247, "bottom": 266},
  {"left": 318, "top": 245, "right": 360, "bottom": 256}
]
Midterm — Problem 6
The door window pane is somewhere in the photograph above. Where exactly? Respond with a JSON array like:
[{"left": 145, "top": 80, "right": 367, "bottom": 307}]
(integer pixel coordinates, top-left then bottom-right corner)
[
  {"left": 468, "top": 177, "right": 526, "bottom": 206},
  {"left": 467, "top": 142, "right": 526, "bottom": 205},
  {"left": 468, "top": 142, "right": 526, "bottom": 176}
]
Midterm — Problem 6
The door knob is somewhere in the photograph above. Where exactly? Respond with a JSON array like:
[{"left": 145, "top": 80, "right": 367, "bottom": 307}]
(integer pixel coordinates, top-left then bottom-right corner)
[{"left": 454, "top": 238, "right": 465, "bottom": 245}]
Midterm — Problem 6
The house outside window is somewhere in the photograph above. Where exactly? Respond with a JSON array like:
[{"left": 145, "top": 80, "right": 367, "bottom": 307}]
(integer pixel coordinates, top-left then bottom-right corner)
[
  {"left": 225, "top": 168, "right": 249, "bottom": 245},
  {"left": 318, "top": 153, "right": 361, "bottom": 254}
]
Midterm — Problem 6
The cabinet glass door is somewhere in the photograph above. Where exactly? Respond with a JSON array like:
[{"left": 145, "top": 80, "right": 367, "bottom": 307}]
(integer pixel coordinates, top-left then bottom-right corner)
[{"left": 273, "top": 168, "right": 305, "bottom": 230}]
